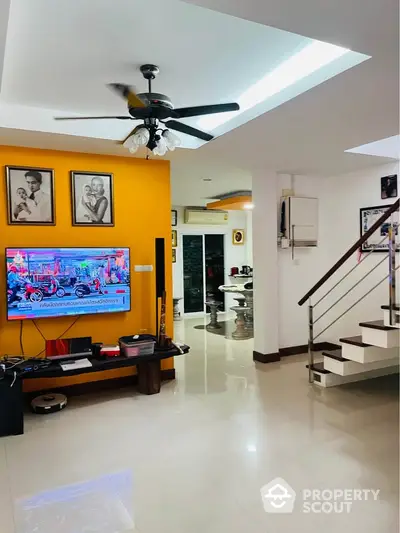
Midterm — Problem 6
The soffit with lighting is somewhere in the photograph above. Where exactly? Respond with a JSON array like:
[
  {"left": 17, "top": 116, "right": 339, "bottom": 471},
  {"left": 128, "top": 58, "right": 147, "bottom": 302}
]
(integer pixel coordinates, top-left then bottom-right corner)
[{"left": 207, "top": 196, "right": 253, "bottom": 211}]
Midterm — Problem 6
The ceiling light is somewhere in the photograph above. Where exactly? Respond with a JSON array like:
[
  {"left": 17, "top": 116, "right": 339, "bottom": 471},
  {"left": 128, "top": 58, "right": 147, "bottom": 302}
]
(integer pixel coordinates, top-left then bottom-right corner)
[
  {"left": 122, "top": 125, "right": 182, "bottom": 157},
  {"left": 123, "top": 135, "right": 136, "bottom": 150},
  {"left": 123, "top": 135, "right": 140, "bottom": 154},
  {"left": 198, "top": 40, "right": 350, "bottom": 131},
  {"left": 243, "top": 203, "right": 254, "bottom": 210},
  {"left": 162, "top": 130, "right": 181, "bottom": 151},
  {"left": 129, "top": 144, "right": 139, "bottom": 154},
  {"left": 153, "top": 135, "right": 168, "bottom": 157},
  {"left": 132, "top": 127, "right": 150, "bottom": 146}
]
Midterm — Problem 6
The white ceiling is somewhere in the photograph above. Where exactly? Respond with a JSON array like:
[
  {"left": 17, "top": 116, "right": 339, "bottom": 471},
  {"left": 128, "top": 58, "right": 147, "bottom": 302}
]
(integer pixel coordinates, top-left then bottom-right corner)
[
  {"left": 0, "top": 0, "right": 398, "bottom": 205},
  {"left": 1, "top": 0, "right": 309, "bottom": 113}
]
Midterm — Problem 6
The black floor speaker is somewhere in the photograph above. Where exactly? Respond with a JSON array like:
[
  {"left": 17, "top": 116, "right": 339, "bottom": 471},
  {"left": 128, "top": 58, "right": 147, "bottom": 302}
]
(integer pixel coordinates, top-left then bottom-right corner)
[
  {"left": 155, "top": 238, "right": 165, "bottom": 297},
  {"left": 0, "top": 375, "right": 23, "bottom": 436},
  {"left": 155, "top": 238, "right": 165, "bottom": 336}
]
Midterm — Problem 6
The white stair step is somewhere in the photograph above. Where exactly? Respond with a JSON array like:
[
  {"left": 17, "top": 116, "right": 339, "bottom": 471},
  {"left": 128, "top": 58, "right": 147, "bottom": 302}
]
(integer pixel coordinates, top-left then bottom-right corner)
[
  {"left": 359, "top": 320, "right": 400, "bottom": 348},
  {"left": 308, "top": 362, "right": 399, "bottom": 388},
  {"left": 382, "top": 309, "right": 400, "bottom": 329},
  {"left": 340, "top": 335, "right": 399, "bottom": 363},
  {"left": 323, "top": 349, "right": 399, "bottom": 376}
]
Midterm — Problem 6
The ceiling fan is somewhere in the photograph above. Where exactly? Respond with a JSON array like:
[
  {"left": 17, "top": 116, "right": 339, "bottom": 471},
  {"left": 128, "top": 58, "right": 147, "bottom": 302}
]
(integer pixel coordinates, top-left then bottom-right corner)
[{"left": 55, "top": 64, "right": 240, "bottom": 156}]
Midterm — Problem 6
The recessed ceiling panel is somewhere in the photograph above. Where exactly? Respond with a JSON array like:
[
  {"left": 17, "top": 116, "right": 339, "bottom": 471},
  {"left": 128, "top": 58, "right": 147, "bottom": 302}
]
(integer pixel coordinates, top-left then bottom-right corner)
[
  {"left": 0, "top": 0, "right": 369, "bottom": 149},
  {"left": 345, "top": 135, "right": 400, "bottom": 159}
]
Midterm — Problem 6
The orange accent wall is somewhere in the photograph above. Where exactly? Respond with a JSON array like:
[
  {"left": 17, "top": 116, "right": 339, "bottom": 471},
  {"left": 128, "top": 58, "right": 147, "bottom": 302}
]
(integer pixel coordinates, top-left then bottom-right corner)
[{"left": 0, "top": 146, "right": 173, "bottom": 392}]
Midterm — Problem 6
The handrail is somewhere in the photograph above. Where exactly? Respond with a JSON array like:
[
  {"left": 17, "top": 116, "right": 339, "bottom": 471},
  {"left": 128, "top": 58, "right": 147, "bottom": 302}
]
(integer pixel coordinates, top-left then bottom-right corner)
[{"left": 298, "top": 198, "right": 400, "bottom": 306}]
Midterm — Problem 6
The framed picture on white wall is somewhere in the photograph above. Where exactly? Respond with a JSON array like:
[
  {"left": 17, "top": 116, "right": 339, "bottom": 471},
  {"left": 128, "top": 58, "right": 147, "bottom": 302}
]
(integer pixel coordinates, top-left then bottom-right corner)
[
  {"left": 381, "top": 174, "right": 398, "bottom": 199},
  {"left": 360, "top": 205, "right": 399, "bottom": 253},
  {"left": 232, "top": 229, "right": 245, "bottom": 245}
]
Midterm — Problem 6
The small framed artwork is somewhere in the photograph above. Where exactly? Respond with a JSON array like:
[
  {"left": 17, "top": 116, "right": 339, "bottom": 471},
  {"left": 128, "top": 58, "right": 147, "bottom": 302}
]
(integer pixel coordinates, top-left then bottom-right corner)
[
  {"left": 381, "top": 174, "right": 398, "bottom": 199},
  {"left": 6, "top": 165, "right": 55, "bottom": 225},
  {"left": 232, "top": 229, "right": 245, "bottom": 245},
  {"left": 172, "top": 249, "right": 176, "bottom": 263},
  {"left": 71, "top": 171, "right": 114, "bottom": 226},
  {"left": 360, "top": 205, "right": 399, "bottom": 253},
  {"left": 172, "top": 230, "right": 178, "bottom": 247},
  {"left": 171, "top": 209, "right": 177, "bottom": 226}
]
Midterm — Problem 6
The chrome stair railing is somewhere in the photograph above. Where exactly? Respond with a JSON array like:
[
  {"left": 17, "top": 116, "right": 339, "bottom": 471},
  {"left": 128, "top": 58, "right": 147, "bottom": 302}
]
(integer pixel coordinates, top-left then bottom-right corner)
[{"left": 298, "top": 200, "right": 399, "bottom": 383}]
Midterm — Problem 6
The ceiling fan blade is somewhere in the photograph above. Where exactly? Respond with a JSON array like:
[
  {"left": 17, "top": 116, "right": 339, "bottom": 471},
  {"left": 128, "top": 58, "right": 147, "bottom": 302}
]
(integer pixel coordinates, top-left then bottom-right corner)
[
  {"left": 108, "top": 83, "right": 146, "bottom": 108},
  {"left": 172, "top": 103, "right": 239, "bottom": 119},
  {"left": 54, "top": 116, "right": 132, "bottom": 120},
  {"left": 164, "top": 120, "right": 213, "bottom": 142}
]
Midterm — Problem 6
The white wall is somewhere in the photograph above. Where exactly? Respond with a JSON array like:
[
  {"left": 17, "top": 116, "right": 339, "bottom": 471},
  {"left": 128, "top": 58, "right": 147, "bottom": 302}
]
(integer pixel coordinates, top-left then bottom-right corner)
[
  {"left": 278, "top": 162, "right": 400, "bottom": 348},
  {"left": 172, "top": 207, "right": 251, "bottom": 315},
  {"left": 246, "top": 211, "right": 253, "bottom": 265}
]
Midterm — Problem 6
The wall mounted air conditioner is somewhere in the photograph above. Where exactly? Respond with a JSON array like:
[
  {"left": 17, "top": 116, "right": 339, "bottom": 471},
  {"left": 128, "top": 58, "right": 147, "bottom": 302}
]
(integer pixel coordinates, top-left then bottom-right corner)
[{"left": 184, "top": 208, "right": 228, "bottom": 225}]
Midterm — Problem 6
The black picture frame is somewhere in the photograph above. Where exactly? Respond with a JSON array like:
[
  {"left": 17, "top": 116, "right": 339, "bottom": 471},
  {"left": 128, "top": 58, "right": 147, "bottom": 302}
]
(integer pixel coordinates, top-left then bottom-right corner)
[
  {"left": 71, "top": 171, "right": 114, "bottom": 227},
  {"left": 171, "top": 209, "right": 177, "bottom": 226},
  {"left": 359, "top": 205, "right": 399, "bottom": 253},
  {"left": 381, "top": 174, "right": 398, "bottom": 199},
  {"left": 6, "top": 165, "right": 56, "bottom": 226}
]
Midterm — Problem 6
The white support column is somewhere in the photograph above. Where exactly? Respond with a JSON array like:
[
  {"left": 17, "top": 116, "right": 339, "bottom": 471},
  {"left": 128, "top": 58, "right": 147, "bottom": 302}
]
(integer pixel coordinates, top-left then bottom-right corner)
[
  {"left": 245, "top": 210, "right": 253, "bottom": 266},
  {"left": 252, "top": 169, "right": 279, "bottom": 362}
]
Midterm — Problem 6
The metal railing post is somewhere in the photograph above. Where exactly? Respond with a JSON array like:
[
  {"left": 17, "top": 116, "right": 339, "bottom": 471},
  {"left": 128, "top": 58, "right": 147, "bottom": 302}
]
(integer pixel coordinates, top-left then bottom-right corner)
[
  {"left": 308, "top": 300, "right": 314, "bottom": 383},
  {"left": 388, "top": 214, "right": 396, "bottom": 325}
]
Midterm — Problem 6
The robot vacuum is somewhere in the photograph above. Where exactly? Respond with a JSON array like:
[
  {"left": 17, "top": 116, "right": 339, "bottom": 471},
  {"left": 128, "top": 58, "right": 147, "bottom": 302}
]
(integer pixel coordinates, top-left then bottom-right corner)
[{"left": 31, "top": 393, "right": 67, "bottom": 414}]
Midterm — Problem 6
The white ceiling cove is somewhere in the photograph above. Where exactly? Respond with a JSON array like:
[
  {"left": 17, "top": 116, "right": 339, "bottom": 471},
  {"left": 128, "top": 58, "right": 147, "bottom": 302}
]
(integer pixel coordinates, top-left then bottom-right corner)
[
  {"left": 0, "top": 0, "right": 398, "bottom": 205},
  {"left": 346, "top": 135, "right": 400, "bottom": 159}
]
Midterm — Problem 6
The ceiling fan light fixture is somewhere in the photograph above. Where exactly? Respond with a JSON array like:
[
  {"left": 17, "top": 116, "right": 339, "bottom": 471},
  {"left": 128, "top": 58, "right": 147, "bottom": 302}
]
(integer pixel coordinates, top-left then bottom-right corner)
[
  {"left": 153, "top": 135, "right": 168, "bottom": 156},
  {"left": 133, "top": 127, "right": 150, "bottom": 146},
  {"left": 129, "top": 143, "right": 139, "bottom": 154},
  {"left": 123, "top": 135, "right": 136, "bottom": 150},
  {"left": 162, "top": 129, "right": 181, "bottom": 151}
]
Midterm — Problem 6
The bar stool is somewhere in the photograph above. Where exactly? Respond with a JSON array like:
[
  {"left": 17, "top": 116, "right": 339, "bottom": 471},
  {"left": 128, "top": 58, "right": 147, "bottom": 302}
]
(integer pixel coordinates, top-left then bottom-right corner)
[
  {"left": 230, "top": 306, "right": 250, "bottom": 339},
  {"left": 173, "top": 297, "right": 182, "bottom": 321},
  {"left": 205, "top": 300, "right": 222, "bottom": 330}
]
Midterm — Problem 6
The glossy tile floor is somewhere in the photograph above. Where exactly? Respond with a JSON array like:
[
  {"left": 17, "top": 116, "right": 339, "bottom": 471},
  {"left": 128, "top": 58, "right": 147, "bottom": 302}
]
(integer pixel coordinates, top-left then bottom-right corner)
[{"left": 1, "top": 315, "right": 399, "bottom": 532}]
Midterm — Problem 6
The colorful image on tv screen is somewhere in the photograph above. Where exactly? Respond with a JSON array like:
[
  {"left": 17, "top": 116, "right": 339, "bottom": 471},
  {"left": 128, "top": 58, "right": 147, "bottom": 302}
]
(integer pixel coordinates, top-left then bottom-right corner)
[{"left": 6, "top": 247, "right": 130, "bottom": 321}]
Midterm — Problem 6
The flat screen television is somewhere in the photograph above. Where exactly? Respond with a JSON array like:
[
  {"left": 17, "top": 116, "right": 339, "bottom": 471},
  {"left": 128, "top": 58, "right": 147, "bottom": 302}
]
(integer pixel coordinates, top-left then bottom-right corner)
[{"left": 6, "top": 247, "right": 131, "bottom": 321}]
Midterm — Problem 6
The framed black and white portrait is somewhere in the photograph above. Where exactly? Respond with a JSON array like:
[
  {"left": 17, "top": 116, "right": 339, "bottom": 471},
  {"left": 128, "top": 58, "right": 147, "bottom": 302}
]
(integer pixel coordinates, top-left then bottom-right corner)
[
  {"left": 6, "top": 166, "right": 55, "bottom": 225},
  {"left": 171, "top": 209, "right": 177, "bottom": 226},
  {"left": 381, "top": 174, "right": 398, "bottom": 199},
  {"left": 71, "top": 171, "right": 114, "bottom": 226}
]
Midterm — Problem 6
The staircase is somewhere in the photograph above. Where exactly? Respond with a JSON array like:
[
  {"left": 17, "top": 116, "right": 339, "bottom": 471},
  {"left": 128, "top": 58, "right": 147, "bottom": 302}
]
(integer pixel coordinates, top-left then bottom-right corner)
[
  {"left": 299, "top": 198, "right": 400, "bottom": 388},
  {"left": 310, "top": 314, "right": 400, "bottom": 387}
]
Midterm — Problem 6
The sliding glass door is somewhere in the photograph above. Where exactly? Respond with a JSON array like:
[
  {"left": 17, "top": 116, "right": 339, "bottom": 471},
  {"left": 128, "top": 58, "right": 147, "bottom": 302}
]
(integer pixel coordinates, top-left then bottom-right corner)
[{"left": 182, "top": 234, "right": 225, "bottom": 313}]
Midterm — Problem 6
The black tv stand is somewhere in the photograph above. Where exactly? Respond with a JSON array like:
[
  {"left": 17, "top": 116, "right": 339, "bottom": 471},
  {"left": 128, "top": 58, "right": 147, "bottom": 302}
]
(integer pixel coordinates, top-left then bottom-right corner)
[{"left": 0, "top": 344, "right": 189, "bottom": 437}]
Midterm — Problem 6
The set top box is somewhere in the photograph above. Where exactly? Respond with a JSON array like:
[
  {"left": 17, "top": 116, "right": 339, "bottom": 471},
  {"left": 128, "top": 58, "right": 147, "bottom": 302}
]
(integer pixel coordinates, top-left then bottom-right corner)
[{"left": 6, "top": 247, "right": 131, "bottom": 321}]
